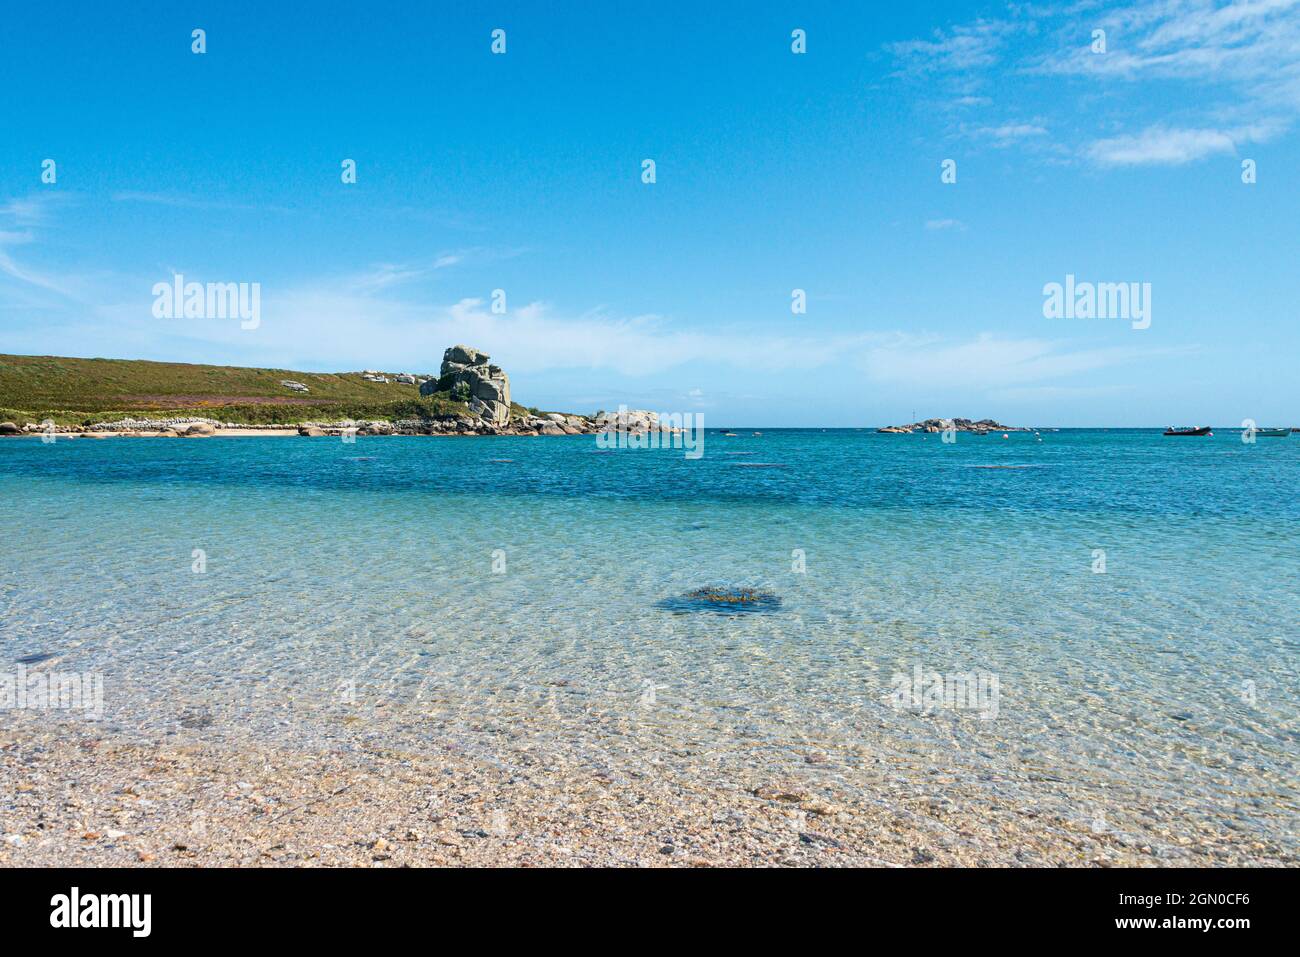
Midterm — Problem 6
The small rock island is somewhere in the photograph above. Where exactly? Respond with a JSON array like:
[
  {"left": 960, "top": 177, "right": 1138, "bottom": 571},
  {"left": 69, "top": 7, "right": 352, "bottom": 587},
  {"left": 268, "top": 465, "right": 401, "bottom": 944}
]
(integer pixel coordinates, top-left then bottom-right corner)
[{"left": 877, "top": 417, "right": 1022, "bottom": 434}]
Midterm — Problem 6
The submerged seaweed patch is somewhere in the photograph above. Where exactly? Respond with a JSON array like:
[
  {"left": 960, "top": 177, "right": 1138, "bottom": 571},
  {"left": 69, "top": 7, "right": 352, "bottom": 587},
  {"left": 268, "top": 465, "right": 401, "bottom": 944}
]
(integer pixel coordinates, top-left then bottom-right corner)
[
  {"left": 15, "top": 652, "right": 58, "bottom": 665},
  {"left": 658, "top": 586, "right": 782, "bottom": 615}
]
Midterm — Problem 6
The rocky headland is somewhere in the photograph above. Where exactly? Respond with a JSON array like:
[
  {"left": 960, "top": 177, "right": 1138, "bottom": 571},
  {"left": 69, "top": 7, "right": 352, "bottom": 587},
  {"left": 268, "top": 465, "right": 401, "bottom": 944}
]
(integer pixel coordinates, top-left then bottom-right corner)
[{"left": 0, "top": 345, "right": 682, "bottom": 439}]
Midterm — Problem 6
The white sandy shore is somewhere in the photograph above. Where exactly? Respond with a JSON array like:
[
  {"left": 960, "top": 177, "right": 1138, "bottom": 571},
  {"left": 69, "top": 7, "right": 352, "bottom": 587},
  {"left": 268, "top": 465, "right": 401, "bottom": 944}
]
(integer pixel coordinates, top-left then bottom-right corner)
[
  {"left": 2, "top": 721, "right": 1289, "bottom": 868},
  {"left": 50, "top": 429, "right": 301, "bottom": 438}
]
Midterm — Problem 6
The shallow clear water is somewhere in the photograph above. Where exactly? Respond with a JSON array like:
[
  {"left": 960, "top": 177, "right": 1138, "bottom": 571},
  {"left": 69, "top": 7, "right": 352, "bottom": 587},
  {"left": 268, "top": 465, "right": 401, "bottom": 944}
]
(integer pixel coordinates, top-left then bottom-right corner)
[{"left": 2, "top": 430, "right": 1296, "bottom": 849}]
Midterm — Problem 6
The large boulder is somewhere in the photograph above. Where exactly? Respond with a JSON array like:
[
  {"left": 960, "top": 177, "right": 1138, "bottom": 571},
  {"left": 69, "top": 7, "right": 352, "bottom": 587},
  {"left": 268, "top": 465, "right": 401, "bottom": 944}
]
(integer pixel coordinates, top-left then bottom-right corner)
[
  {"left": 598, "top": 409, "right": 660, "bottom": 433},
  {"left": 443, "top": 344, "right": 488, "bottom": 367},
  {"left": 421, "top": 344, "right": 511, "bottom": 427},
  {"left": 0, "top": 422, "right": 22, "bottom": 436}
]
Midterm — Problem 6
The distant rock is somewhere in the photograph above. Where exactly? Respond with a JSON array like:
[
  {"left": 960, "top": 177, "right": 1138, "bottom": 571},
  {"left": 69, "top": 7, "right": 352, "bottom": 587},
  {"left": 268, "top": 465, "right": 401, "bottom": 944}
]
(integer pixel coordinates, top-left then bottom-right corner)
[
  {"left": 182, "top": 422, "right": 216, "bottom": 436},
  {"left": 877, "top": 417, "right": 1022, "bottom": 434},
  {"left": 597, "top": 409, "right": 672, "bottom": 434},
  {"left": 0, "top": 421, "right": 21, "bottom": 436},
  {"left": 422, "top": 344, "right": 511, "bottom": 427},
  {"left": 280, "top": 380, "right": 310, "bottom": 393},
  {"left": 297, "top": 425, "right": 325, "bottom": 437}
]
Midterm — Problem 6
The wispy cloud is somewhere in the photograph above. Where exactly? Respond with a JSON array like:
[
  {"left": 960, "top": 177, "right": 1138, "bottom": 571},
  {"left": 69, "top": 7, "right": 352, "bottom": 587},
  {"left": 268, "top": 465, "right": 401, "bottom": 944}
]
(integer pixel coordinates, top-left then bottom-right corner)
[
  {"left": 0, "top": 247, "right": 93, "bottom": 301},
  {"left": 111, "top": 191, "right": 292, "bottom": 213},
  {"left": 887, "top": 19, "right": 1022, "bottom": 76},
  {"left": 0, "top": 194, "right": 87, "bottom": 299},
  {"left": 858, "top": 333, "right": 1196, "bottom": 391},
  {"left": 1088, "top": 124, "right": 1260, "bottom": 165},
  {"left": 971, "top": 122, "right": 1049, "bottom": 145},
  {"left": 341, "top": 248, "right": 501, "bottom": 292},
  {"left": 1, "top": 193, "right": 72, "bottom": 228},
  {"left": 888, "top": 0, "right": 1300, "bottom": 166},
  {"left": 85, "top": 277, "right": 1183, "bottom": 398},
  {"left": 0, "top": 187, "right": 1185, "bottom": 393},
  {"left": 1038, "top": 1, "right": 1300, "bottom": 163}
]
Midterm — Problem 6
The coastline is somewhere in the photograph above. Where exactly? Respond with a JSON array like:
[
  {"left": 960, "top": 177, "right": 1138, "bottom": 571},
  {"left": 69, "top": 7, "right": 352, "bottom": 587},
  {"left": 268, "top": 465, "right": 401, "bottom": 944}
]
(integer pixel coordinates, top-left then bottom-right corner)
[
  {"left": 12, "top": 428, "right": 301, "bottom": 439},
  {"left": 0, "top": 411, "right": 664, "bottom": 439},
  {"left": 3, "top": 427, "right": 599, "bottom": 439},
  {"left": 5, "top": 722, "right": 1283, "bottom": 868}
]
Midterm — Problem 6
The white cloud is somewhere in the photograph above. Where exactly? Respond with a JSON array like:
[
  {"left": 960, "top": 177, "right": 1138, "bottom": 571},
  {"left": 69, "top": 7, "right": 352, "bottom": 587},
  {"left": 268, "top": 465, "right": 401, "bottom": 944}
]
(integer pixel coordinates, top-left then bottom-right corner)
[
  {"left": 0, "top": 195, "right": 88, "bottom": 299},
  {"left": 1, "top": 193, "right": 71, "bottom": 227},
  {"left": 858, "top": 333, "right": 1193, "bottom": 390},
  {"left": 890, "top": 0, "right": 1300, "bottom": 166},
  {"left": 989, "top": 384, "right": 1138, "bottom": 401},
  {"left": 0, "top": 193, "right": 1191, "bottom": 407},
  {"left": 53, "top": 267, "right": 1181, "bottom": 396},
  {"left": 1088, "top": 125, "right": 1241, "bottom": 165},
  {"left": 342, "top": 250, "right": 483, "bottom": 292},
  {"left": 888, "top": 19, "right": 1021, "bottom": 75},
  {"left": 973, "top": 122, "right": 1049, "bottom": 145},
  {"left": 110, "top": 191, "right": 292, "bottom": 214}
]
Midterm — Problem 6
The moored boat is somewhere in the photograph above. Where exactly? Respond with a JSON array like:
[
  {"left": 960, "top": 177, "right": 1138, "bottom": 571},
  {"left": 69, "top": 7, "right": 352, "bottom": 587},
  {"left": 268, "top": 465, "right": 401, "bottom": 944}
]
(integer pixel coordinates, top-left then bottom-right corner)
[
  {"left": 1253, "top": 427, "right": 1290, "bottom": 437},
  {"left": 1164, "top": 426, "right": 1212, "bottom": 436}
]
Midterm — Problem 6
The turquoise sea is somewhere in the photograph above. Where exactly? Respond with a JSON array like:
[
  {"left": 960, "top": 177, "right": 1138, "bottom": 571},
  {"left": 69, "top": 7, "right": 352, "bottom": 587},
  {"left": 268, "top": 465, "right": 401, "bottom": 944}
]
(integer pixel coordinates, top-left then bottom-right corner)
[{"left": 2, "top": 429, "right": 1296, "bottom": 853}]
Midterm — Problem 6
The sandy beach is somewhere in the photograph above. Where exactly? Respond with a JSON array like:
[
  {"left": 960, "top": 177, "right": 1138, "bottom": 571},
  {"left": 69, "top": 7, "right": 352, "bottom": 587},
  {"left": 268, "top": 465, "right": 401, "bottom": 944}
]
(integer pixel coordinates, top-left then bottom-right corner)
[
  {"left": 49, "top": 429, "right": 302, "bottom": 439},
  {"left": 2, "top": 718, "right": 1289, "bottom": 868}
]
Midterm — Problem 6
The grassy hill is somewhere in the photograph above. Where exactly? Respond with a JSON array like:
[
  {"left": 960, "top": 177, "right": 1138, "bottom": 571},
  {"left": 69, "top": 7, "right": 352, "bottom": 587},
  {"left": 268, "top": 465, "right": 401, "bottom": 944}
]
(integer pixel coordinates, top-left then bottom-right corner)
[{"left": 0, "top": 354, "right": 510, "bottom": 425}]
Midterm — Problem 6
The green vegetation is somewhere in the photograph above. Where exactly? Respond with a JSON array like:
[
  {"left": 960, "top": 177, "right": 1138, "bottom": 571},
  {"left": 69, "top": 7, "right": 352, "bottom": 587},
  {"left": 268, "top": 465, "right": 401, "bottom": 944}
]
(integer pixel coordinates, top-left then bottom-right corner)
[{"left": 0, "top": 354, "right": 470, "bottom": 425}]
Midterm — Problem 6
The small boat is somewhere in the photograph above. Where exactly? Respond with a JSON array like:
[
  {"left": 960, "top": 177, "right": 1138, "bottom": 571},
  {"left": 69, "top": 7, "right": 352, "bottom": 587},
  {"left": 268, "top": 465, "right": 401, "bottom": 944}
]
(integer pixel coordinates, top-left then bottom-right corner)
[
  {"left": 1164, "top": 426, "right": 1212, "bottom": 436},
  {"left": 1254, "top": 428, "right": 1290, "bottom": 438}
]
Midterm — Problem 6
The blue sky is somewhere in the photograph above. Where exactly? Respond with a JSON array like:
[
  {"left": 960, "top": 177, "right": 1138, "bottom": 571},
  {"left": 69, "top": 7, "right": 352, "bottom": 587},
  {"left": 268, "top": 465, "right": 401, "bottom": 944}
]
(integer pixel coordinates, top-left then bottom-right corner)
[{"left": 2, "top": 0, "right": 1297, "bottom": 426}]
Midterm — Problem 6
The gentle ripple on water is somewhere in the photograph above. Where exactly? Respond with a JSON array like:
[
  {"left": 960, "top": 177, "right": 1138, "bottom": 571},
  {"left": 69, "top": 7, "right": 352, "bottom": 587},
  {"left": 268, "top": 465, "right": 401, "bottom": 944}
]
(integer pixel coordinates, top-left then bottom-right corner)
[{"left": 0, "top": 429, "right": 1296, "bottom": 849}]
